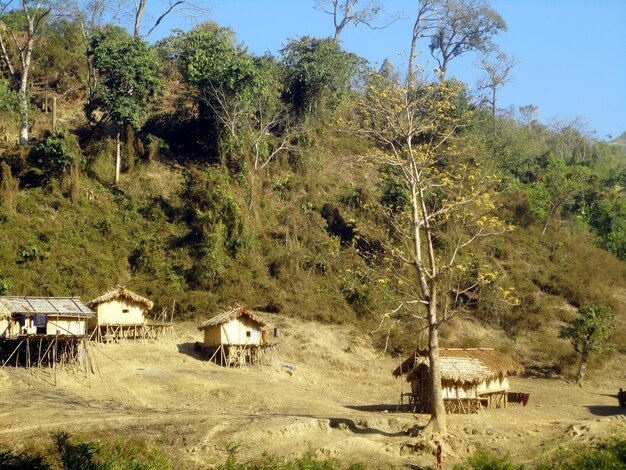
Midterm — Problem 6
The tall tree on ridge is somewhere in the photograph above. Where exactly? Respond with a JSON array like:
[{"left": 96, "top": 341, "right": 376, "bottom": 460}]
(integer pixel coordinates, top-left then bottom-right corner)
[
  {"left": 0, "top": 0, "right": 51, "bottom": 145},
  {"left": 476, "top": 48, "right": 515, "bottom": 119},
  {"left": 429, "top": 0, "right": 506, "bottom": 79},
  {"left": 131, "top": 0, "right": 204, "bottom": 38},
  {"left": 315, "top": 0, "right": 398, "bottom": 42}
]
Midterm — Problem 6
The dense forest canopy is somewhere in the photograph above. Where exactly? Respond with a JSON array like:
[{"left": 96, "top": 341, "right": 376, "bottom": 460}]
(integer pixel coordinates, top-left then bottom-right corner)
[{"left": 0, "top": 1, "right": 624, "bottom": 405}]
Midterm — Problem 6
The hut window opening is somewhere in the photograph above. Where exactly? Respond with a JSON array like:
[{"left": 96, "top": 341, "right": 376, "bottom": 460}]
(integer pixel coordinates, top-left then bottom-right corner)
[
  {"left": 246, "top": 331, "right": 251, "bottom": 338},
  {"left": 123, "top": 309, "right": 129, "bottom": 313}
]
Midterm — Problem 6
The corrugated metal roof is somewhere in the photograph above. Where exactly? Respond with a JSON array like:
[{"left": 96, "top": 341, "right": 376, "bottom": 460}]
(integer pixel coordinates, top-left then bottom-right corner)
[{"left": 0, "top": 297, "right": 94, "bottom": 318}]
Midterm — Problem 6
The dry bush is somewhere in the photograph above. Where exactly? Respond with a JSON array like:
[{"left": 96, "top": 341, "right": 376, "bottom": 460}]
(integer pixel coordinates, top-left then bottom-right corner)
[{"left": 0, "top": 161, "right": 18, "bottom": 213}]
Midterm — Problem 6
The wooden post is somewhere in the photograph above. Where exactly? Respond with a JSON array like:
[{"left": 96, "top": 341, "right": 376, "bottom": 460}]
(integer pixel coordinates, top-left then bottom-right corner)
[
  {"left": 52, "top": 97, "right": 57, "bottom": 131},
  {"left": 115, "top": 131, "right": 121, "bottom": 185},
  {"left": 53, "top": 334, "right": 57, "bottom": 386}
]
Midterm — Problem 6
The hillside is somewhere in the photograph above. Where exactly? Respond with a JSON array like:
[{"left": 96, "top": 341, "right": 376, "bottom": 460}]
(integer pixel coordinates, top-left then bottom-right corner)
[
  {"left": 0, "top": 127, "right": 625, "bottom": 374},
  {"left": 610, "top": 132, "right": 626, "bottom": 147}
]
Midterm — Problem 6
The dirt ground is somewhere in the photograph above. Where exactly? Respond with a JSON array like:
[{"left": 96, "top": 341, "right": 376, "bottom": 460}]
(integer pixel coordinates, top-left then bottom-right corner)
[{"left": 1, "top": 317, "right": 625, "bottom": 469}]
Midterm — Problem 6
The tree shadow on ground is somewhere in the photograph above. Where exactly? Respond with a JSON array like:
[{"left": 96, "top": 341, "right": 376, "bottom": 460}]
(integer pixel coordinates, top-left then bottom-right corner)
[
  {"left": 586, "top": 405, "right": 625, "bottom": 416},
  {"left": 521, "top": 364, "right": 562, "bottom": 379},
  {"left": 344, "top": 404, "right": 400, "bottom": 413},
  {"left": 327, "top": 417, "right": 406, "bottom": 437}
]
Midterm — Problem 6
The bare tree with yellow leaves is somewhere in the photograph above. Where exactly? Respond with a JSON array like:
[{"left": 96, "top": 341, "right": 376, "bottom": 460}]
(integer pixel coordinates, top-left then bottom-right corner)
[{"left": 352, "top": 69, "right": 508, "bottom": 434}]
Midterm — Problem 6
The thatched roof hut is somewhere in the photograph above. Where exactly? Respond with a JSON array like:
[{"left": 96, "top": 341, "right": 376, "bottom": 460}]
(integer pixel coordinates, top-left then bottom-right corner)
[
  {"left": 198, "top": 306, "right": 267, "bottom": 347},
  {"left": 394, "top": 348, "right": 524, "bottom": 412},
  {"left": 198, "top": 306, "right": 267, "bottom": 330},
  {"left": 87, "top": 286, "right": 154, "bottom": 310},
  {"left": 87, "top": 286, "right": 153, "bottom": 328},
  {"left": 393, "top": 348, "right": 524, "bottom": 382}
]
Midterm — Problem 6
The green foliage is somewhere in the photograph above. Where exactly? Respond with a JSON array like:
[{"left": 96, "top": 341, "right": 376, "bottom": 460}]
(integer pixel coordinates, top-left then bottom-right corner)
[
  {"left": 379, "top": 165, "right": 409, "bottom": 213},
  {"left": 558, "top": 304, "right": 615, "bottom": 358},
  {"left": 456, "top": 437, "right": 626, "bottom": 469},
  {"left": 280, "top": 36, "right": 366, "bottom": 117},
  {"left": 217, "top": 441, "right": 363, "bottom": 470},
  {"left": 167, "top": 23, "right": 286, "bottom": 170},
  {"left": 28, "top": 130, "right": 82, "bottom": 182},
  {"left": 0, "top": 446, "right": 48, "bottom": 470},
  {"left": 0, "top": 77, "right": 18, "bottom": 116},
  {"left": 538, "top": 436, "right": 626, "bottom": 470},
  {"left": 0, "top": 276, "right": 11, "bottom": 294},
  {"left": 33, "top": 18, "right": 85, "bottom": 98},
  {"left": 54, "top": 431, "right": 170, "bottom": 470},
  {"left": 0, "top": 432, "right": 170, "bottom": 470},
  {"left": 87, "top": 26, "right": 162, "bottom": 129},
  {"left": 587, "top": 183, "right": 626, "bottom": 260},
  {"left": 176, "top": 23, "right": 259, "bottom": 100},
  {"left": 453, "top": 448, "right": 520, "bottom": 470},
  {"left": 182, "top": 168, "right": 249, "bottom": 289}
]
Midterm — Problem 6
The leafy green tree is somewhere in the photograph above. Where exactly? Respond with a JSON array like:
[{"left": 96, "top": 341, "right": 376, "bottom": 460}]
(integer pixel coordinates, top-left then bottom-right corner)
[
  {"left": 173, "top": 23, "right": 265, "bottom": 166},
  {"left": 174, "top": 24, "right": 296, "bottom": 193},
  {"left": 588, "top": 188, "right": 626, "bottom": 260},
  {"left": 177, "top": 23, "right": 258, "bottom": 99},
  {"left": 529, "top": 160, "right": 595, "bottom": 235},
  {"left": 559, "top": 304, "right": 615, "bottom": 386},
  {"left": 280, "top": 36, "right": 365, "bottom": 117},
  {"left": 87, "top": 26, "right": 162, "bottom": 184}
]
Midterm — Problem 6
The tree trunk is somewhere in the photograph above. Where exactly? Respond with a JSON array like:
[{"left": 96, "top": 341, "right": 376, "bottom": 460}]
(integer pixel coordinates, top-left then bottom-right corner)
[
  {"left": 134, "top": 0, "right": 147, "bottom": 37},
  {"left": 408, "top": 157, "right": 447, "bottom": 435},
  {"left": 576, "top": 353, "right": 587, "bottom": 386},
  {"left": 426, "top": 299, "right": 447, "bottom": 434},
  {"left": 18, "top": 15, "right": 36, "bottom": 146},
  {"left": 115, "top": 131, "right": 121, "bottom": 184},
  {"left": 18, "top": 90, "right": 29, "bottom": 145}
]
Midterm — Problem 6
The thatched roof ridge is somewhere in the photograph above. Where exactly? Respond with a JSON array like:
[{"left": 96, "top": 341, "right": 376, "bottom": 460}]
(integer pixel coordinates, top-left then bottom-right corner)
[
  {"left": 407, "top": 357, "right": 493, "bottom": 385},
  {"left": 0, "top": 296, "right": 94, "bottom": 318},
  {"left": 198, "top": 306, "right": 267, "bottom": 330},
  {"left": 393, "top": 348, "right": 523, "bottom": 379},
  {"left": 87, "top": 286, "right": 154, "bottom": 310}
]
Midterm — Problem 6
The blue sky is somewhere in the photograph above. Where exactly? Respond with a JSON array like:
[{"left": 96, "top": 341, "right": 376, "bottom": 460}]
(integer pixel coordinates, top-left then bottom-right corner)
[{"left": 149, "top": 0, "right": 626, "bottom": 140}]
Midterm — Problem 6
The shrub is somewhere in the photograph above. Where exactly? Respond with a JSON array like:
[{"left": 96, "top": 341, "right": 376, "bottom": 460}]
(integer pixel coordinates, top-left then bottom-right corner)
[
  {"left": 217, "top": 442, "right": 363, "bottom": 470},
  {"left": 28, "top": 130, "right": 82, "bottom": 182},
  {"left": 453, "top": 448, "right": 520, "bottom": 470},
  {"left": 0, "top": 446, "right": 49, "bottom": 469},
  {"left": 537, "top": 438, "right": 626, "bottom": 469}
]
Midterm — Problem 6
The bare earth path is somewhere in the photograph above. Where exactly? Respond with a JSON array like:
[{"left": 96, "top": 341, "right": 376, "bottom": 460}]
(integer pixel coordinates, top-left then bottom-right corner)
[{"left": 1, "top": 318, "right": 624, "bottom": 469}]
